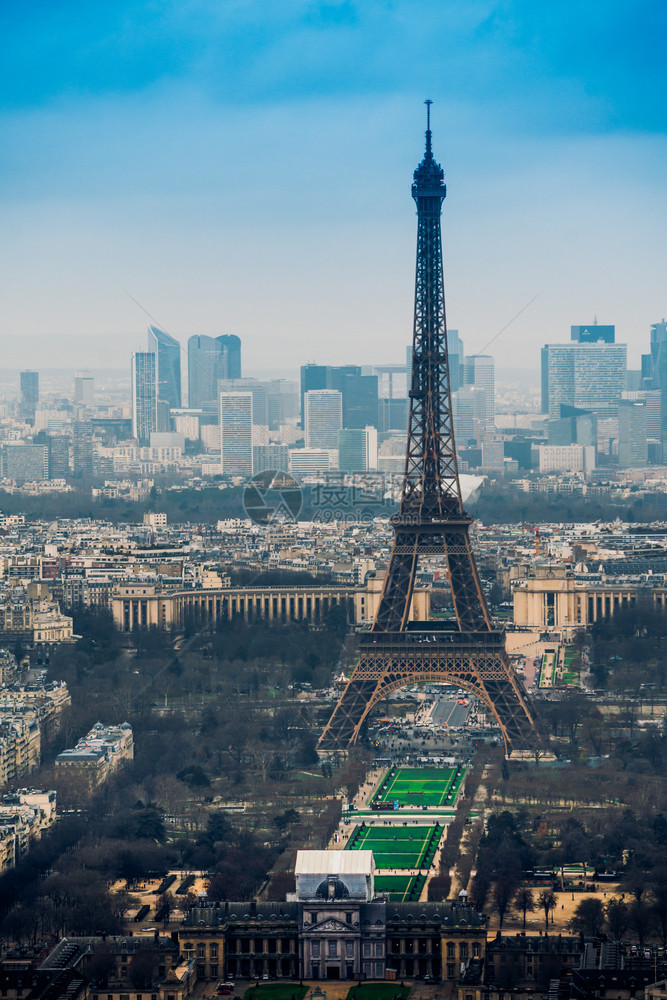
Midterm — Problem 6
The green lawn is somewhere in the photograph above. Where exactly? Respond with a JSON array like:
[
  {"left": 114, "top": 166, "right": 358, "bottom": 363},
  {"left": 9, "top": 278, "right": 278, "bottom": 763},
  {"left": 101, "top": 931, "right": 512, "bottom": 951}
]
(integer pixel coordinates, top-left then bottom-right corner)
[
  {"left": 244, "top": 986, "right": 307, "bottom": 1000},
  {"left": 346, "top": 985, "right": 410, "bottom": 1000},
  {"left": 346, "top": 824, "right": 441, "bottom": 869},
  {"left": 372, "top": 766, "right": 465, "bottom": 808},
  {"left": 374, "top": 873, "right": 427, "bottom": 901}
]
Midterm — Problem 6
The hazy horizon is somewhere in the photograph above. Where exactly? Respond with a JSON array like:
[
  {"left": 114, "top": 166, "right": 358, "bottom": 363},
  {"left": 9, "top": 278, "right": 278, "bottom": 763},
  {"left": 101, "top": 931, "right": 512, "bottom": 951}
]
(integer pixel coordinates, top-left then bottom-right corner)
[{"left": 2, "top": 2, "right": 665, "bottom": 372}]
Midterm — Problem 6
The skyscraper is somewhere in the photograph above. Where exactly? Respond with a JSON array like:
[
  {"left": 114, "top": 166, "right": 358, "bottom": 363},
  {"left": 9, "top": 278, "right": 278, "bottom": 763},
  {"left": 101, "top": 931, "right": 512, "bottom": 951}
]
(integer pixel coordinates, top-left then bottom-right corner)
[
  {"left": 300, "top": 365, "right": 366, "bottom": 428},
  {"left": 341, "top": 373, "right": 378, "bottom": 428},
  {"left": 220, "top": 391, "right": 253, "bottom": 476},
  {"left": 452, "top": 385, "right": 486, "bottom": 447},
  {"left": 74, "top": 371, "right": 94, "bottom": 407},
  {"left": 338, "top": 426, "right": 378, "bottom": 472},
  {"left": 147, "top": 325, "right": 182, "bottom": 409},
  {"left": 464, "top": 354, "right": 495, "bottom": 432},
  {"left": 304, "top": 389, "right": 342, "bottom": 449},
  {"left": 131, "top": 352, "right": 157, "bottom": 444},
  {"left": 641, "top": 320, "right": 667, "bottom": 456},
  {"left": 188, "top": 334, "right": 242, "bottom": 409},
  {"left": 617, "top": 399, "right": 647, "bottom": 468},
  {"left": 72, "top": 420, "right": 94, "bottom": 476},
  {"left": 448, "top": 329, "right": 465, "bottom": 392},
  {"left": 20, "top": 370, "right": 39, "bottom": 422},
  {"left": 1, "top": 443, "right": 48, "bottom": 483},
  {"left": 541, "top": 342, "right": 627, "bottom": 418},
  {"left": 218, "top": 379, "right": 269, "bottom": 426}
]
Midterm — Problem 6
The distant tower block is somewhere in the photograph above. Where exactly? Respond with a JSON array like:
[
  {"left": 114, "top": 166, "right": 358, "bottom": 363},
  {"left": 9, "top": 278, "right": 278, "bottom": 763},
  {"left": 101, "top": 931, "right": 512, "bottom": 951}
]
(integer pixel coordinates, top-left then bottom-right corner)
[
  {"left": 74, "top": 371, "right": 94, "bottom": 407},
  {"left": 319, "top": 103, "right": 541, "bottom": 755}
]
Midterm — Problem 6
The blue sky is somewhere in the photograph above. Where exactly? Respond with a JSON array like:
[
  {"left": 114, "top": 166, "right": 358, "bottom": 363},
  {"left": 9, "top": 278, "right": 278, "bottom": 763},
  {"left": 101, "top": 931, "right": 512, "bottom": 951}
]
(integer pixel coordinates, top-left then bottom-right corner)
[{"left": 1, "top": 0, "right": 666, "bottom": 372}]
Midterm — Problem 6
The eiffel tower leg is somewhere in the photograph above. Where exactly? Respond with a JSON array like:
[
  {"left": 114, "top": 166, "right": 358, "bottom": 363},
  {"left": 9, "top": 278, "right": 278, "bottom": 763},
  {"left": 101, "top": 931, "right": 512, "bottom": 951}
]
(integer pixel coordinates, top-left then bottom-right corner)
[
  {"left": 443, "top": 527, "right": 492, "bottom": 630},
  {"left": 318, "top": 638, "right": 540, "bottom": 755},
  {"left": 373, "top": 538, "right": 418, "bottom": 632}
]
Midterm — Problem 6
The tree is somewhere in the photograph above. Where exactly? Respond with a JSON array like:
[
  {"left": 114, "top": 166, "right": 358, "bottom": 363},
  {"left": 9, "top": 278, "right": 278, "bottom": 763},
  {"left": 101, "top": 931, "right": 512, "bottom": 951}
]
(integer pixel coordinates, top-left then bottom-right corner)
[
  {"left": 493, "top": 870, "right": 520, "bottom": 929},
  {"left": 128, "top": 949, "right": 158, "bottom": 988},
  {"left": 428, "top": 874, "right": 451, "bottom": 902},
  {"left": 605, "top": 898, "right": 630, "bottom": 941},
  {"left": 514, "top": 887, "right": 536, "bottom": 930},
  {"left": 570, "top": 897, "right": 604, "bottom": 937},
  {"left": 537, "top": 889, "right": 557, "bottom": 933},
  {"left": 629, "top": 899, "right": 651, "bottom": 948}
]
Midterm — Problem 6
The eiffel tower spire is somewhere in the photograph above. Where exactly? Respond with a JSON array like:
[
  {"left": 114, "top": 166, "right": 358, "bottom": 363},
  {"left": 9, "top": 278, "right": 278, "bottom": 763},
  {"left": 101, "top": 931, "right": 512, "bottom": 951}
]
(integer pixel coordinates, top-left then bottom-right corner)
[
  {"left": 373, "top": 105, "right": 489, "bottom": 634},
  {"left": 403, "top": 99, "right": 463, "bottom": 519},
  {"left": 318, "top": 105, "right": 541, "bottom": 754}
]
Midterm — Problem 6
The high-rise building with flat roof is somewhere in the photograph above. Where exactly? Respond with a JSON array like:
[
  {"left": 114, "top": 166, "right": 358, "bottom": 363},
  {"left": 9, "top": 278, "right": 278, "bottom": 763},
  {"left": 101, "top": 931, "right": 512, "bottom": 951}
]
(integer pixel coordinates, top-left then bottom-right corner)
[
  {"left": 304, "top": 390, "right": 342, "bottom": 450},
  {"left": 541, "top": 342, "right": 627, "bottom": 418},
  {"left": 452, "top": 385, "right": 486, "bottom": 447},
  {"left": 464, "top": 354, "right": 495, "bottom": 432},
  {"left": 74, "top": 371, "right": 94, "bottom": 407},
  {"left": 338, "top": 426, "right": 378, "bottom": 472},
  {"left": 188, "top": 335, "right": 241, "bottom": 409},
  {"left": 253, "top": 444, "right": 290, "bottom": 474},
  {"left": 300, "top": 365, "right": 365, "bottom": 428},
  {"left": 20, "top": 371, "right": 39, "bottom": 423},
  {"left": 1, "top": 443, "right": 49, "bottom": 483},
  {"left": 220, "top": 391, "right": 253, "bottom": 477},
  {"left": 72, "top": 420, "right": 94, "bottom": 476},
  {"left": 641, "top": 320, "right": 667, "bottom": 456},
  {"left": 147, "top": 325, "right": 182, "bottom": 409},
  {"left": 617, "top": 399, "right": 647, "bottom": 468},
  {"left": 448, "top": 329, "right": 465, "bottom": 392},
  {"left": 341, "top": 373, "right": 378, "bottom": 429},
  {"left": 288, "top": 448, "right": 333, "bottom": 477},
  {"left": 131, "top": 352, "right": 157, "bottom": 445}
]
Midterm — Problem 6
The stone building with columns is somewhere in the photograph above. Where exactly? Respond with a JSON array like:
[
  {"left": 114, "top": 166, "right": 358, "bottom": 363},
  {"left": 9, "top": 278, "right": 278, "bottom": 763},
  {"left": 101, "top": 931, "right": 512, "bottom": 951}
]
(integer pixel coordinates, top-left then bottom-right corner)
[
  {"left": 178, "top": 850, "right": 486, "bottom": 983},
  {"left": 111, "top": 577, "right": 430, "bottom": 632},
  {"left": 512, "top": 565, "right": 667, "bottom": 632}
]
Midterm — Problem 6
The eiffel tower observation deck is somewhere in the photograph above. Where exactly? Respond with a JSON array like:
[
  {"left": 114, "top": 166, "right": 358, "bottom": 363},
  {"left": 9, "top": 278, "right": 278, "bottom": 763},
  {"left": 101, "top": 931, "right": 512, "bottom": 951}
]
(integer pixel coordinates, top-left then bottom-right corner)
[{"left": 319, "top": 103, "right": 541, "bottom": 755}]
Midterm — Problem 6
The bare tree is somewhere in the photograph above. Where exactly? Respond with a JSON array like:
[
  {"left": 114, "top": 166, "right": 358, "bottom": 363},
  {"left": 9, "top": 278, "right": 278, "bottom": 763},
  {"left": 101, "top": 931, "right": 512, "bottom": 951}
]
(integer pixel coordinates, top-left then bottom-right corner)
[
  {"left": 538, "top": 889, "right": 557, "bottom": 933},
  {"left": 514, "top": 886, "right": 536, "bottom": 930},
  {"left": 606, "top": 898, "right": 630, "bottom": 941}
]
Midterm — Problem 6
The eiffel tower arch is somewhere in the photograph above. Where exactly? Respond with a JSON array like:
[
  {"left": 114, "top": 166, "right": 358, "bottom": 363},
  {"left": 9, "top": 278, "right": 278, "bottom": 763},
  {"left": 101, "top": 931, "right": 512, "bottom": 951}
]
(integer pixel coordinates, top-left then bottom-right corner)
[{"left": 319, "top": 103, "right": 541, "bottom": 756}]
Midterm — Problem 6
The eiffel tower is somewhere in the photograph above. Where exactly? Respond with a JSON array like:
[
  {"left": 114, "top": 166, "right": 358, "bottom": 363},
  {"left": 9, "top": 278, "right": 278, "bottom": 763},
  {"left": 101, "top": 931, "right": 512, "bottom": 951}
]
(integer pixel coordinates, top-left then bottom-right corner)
[{"left": 319, "top": 103, "right": 540, "bottom": 755}]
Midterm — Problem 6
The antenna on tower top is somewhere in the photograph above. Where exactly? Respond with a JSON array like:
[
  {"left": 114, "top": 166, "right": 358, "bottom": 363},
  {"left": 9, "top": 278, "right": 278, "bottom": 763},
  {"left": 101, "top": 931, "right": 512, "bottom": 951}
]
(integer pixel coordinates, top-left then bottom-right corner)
[{"left": 424, "top": 98, "right": 433, "bottom": 155}]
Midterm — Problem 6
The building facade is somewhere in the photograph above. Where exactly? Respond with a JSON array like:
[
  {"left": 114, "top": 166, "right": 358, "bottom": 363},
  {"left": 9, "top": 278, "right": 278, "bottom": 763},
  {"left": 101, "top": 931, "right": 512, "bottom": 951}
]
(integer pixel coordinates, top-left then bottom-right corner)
[
  {"left": 305, "top": 390, "right": 343, "bottom": 450},
  {"left": 19, "top": 371, "right": 39, "bottom": 422},
  {"left": 132, "top": 352, "right": 158, "bottom": 445},
  {"left": 512, "top": 566, "right": 667, "bottom": 630},
  {"left": 338, "top": 427, "right": 378, "bottom": 472},
  {"left": 179, "top": 850, "right": 486, "bottom": 982},
  {"left": 0, "top": 444, "right": 49, "bottom": 483},
  {"left": 188, "top": 334, "right": 241, "bottom": 409},
  {"left": 464, "top": 355, "right": 495, "bottom": 433},
  {"left": 220, "top": 391, "right": 253, "bottom": 476},
  {"left": 541, "top": 342, "right": 627, "bottom": 418},
  {"left": 111, "top": 583, "right": 357, "bottom": 631},
  {"left": 148, "top": 325, "right": 182, "bottom": 410}
]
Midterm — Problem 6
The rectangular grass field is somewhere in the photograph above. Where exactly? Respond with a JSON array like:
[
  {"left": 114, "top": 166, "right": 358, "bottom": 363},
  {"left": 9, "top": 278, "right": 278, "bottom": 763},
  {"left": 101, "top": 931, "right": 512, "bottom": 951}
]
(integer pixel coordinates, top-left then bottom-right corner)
[
  {"left": 346, "top": 824, "right": 441, "bottom": 869},
  {"left": 346, "top": 986, "right": 410, "bottom": 1000},
  {"left": 373, "top": 873, "right": 427, "bottom": 901},
  {"left": 371, "top": 766, "right": 465, "bottom": 808}
]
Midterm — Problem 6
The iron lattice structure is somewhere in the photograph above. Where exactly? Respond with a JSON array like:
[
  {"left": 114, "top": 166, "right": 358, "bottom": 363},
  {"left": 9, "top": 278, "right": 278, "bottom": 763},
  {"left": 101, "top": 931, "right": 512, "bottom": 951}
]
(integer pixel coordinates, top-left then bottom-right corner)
[{"left": 319, "top": 104, "right": 540, "bottom": 755}]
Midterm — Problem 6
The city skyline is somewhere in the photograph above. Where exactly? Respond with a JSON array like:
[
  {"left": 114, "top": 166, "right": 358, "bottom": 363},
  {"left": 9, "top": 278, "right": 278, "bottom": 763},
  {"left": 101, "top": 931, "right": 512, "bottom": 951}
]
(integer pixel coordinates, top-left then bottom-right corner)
[{"left": 1, "top": 2, "right": 666, "bottom": 371}]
